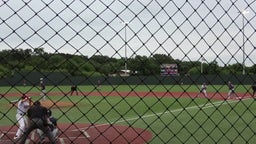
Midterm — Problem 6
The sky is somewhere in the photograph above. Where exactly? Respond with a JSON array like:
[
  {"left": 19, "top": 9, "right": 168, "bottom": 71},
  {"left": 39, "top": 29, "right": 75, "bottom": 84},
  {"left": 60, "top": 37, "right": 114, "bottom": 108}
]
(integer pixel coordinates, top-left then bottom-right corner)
[{"left": 0, "top": 0, "right": 256, "bottom": 66}]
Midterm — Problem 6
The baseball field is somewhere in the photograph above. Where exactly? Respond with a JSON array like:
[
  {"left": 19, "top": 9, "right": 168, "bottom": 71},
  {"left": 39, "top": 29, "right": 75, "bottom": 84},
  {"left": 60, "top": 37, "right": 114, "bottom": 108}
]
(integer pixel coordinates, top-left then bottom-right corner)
[{"left": 0, "top": 84, "right": 256, "bottom": 144}]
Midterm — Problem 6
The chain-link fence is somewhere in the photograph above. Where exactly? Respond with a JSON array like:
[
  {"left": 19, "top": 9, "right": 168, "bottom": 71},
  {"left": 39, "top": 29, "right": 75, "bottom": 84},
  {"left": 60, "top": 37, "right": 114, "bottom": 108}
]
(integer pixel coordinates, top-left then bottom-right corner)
[{"left": 0, "top": 0, "right": 256, "bottom": 143}]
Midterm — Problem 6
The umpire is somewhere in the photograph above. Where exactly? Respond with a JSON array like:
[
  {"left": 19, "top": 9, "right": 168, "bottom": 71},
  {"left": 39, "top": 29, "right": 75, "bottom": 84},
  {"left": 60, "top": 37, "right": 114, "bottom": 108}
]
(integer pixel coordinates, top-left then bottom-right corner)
[{"left": 18, "top": 101, "right": 56, "bottom": 144}]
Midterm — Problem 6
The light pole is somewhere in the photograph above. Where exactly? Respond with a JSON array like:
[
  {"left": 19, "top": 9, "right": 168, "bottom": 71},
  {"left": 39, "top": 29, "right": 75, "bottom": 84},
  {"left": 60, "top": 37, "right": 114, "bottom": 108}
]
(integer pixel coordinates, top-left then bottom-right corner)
[
  {"left": 120, "top": 21, "right": 129, "bottom": 75},
  {"left": 201, "top": 57, "right": 205, "bottom": 74},
  {"left": 241, "top": 10, "right": 249, "bottom": 75}
]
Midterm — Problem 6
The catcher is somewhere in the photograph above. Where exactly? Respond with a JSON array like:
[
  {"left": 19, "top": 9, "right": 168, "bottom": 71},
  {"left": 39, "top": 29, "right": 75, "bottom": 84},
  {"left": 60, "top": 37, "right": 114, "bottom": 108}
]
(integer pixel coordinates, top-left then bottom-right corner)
[
  {"left": 19, "top": 101, "right": 56, "bottom": 144},
  {"left": 37, "top": 109, "right": 58, "bottom": 143}
]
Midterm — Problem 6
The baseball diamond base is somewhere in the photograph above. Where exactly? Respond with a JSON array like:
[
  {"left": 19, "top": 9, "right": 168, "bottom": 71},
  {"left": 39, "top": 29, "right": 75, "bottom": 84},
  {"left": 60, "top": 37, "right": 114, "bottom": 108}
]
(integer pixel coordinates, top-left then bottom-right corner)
[{"left": 0, "top": 123, "right": 152, "bottom": 144}]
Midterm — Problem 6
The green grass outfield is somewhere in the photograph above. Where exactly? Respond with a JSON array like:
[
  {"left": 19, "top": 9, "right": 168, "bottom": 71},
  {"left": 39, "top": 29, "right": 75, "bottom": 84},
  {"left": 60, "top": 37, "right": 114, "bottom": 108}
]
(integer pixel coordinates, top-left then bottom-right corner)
[{"left": 1, "top": 85, "right": 256, "bottom": 143}]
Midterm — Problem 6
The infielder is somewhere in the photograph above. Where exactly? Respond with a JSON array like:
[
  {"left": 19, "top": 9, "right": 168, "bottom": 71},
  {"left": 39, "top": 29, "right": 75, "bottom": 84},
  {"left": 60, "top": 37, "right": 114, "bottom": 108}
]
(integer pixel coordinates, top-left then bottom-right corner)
[
  {"left": 70, "top": 85, "right": 78, "bottom": 96},
  {"left": 40, "top": 78, "right": 46, "bottom": 100},
  {"left": 227, "top": 81, "right": 240, "bottom": 99},
  {"left": 197, "top": 83, "right": 208, "bottom": 98},
  {"left": 14, "top": 94, "right": 32, "bottom": 140}
]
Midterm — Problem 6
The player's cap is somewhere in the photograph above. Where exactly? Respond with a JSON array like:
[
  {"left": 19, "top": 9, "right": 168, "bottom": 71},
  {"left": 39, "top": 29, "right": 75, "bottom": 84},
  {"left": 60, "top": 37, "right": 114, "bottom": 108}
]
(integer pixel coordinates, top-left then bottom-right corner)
[{"left": 40, "top": 78, "right": 43, "bottom": 81}]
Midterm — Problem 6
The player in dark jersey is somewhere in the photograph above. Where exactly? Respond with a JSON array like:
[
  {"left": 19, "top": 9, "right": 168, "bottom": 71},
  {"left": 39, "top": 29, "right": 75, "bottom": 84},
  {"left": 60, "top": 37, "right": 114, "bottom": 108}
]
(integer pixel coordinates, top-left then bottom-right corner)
[
  {"left": 70, "top": 85, "right": 78, "bottom": 96},
  {"left": 251, "top": 82, "right": 256, "bottom": 96},
  {"left": 37, "top": 109, "right": 58, "bottom": 143},
  {"left": 19, "top": 101, "right": 56, "bottom": 144}
]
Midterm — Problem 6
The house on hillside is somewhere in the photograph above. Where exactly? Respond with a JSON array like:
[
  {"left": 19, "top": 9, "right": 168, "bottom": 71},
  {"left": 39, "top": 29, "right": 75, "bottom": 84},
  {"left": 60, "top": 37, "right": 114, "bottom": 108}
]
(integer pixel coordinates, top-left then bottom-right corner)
[{"left": 109, "top": 69, "right": 138, "bottom": 77}]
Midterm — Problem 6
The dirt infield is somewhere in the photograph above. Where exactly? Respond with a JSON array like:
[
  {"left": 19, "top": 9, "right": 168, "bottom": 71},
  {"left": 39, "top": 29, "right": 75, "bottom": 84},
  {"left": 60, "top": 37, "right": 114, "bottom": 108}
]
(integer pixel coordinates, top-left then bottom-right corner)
[
  {"left": 4, "top": 91, "right": 253, "bottom": 101},
  {"left": 8, "top": 100, "right": 74, "bottom": 109},
  {"left": 7, "top": 91, "right": 252, "bottom": 109},
  {"left": 0, "top": 123, "right": 152, "bottom": 144},
  {"left": 5, "top": 91, "right": 254, "bottom": 116}
]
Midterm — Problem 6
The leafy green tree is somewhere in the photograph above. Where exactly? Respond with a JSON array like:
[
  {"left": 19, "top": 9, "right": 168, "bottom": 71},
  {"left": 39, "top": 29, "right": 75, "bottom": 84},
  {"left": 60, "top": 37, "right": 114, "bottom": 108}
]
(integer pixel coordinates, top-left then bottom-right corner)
[
  {"left": 81, "top": 62, "right": 95, "bottom": 72},
  {"left": 206, "top": 61, "right": 221, "bottom": 74},
  {"left": 248, "top": 64, "right": 256, "bottom": 74},
  {"left": 153, "top": 54, "right": 174, "bottom": 64},
  {"left": 0, "top": 64, "right": 9, "bottom": 77},
  {"left": 99, "top": 63, "right": 112, "bottom": 76},
  {"left": 48, "top": 55, "right": 65, "bottom": 70},
  {"left": 178, "top": 61, "right": 196, "bottom": 75},
  {"left": 225, "top": 63, "right": 243, "bottom": 74},
  {"left": 188, "top": 66, "right": 200, "bottom": 74},
  {"left": 0, "top": 48, "right": 252, "bottom": 76},
  {"left": 29, "top": 56, "right": 48, "bottom": 71},
  {"left": 65, "top": 59, "right": 80, "bottom": 76},
  {"left": 90, "top": 55, "right": 110, "bottom": 64},
  {"left": 128, "top": 55, "right": 158, "bottom": 75},
  {"left": 33, "top": 48, "right": 45, "bottom": 55},
  {"left": 128, "top": 56, "right": 143, "bottom": 75}
]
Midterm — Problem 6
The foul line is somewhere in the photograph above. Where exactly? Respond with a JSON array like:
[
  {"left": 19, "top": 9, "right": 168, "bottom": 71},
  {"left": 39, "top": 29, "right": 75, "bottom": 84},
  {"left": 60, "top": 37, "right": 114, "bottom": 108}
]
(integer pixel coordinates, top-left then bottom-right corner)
[
  {"left": 74, "top": 98, "right": 250, "bottom": 131},
  {"left": 114, "top": 98, "right": 251, "bottom": 125},
  {"left": 0, "top": 133, "right": 4, "bottom": 139},
  {"left": 98, "top": 100, "right": 229, "bottom": 126},
  {"left": 82, "top": 130, "right": 90, "bottom": 138},
  {"left": 59, "top": 138, "right": 65, "bottom": 144}
]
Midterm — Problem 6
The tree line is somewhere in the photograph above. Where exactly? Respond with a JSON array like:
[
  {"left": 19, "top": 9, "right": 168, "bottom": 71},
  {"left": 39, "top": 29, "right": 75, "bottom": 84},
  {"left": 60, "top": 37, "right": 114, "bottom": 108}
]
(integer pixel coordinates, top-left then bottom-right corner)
[{"left": 0, "top": 48, "right": 255, "bottom": 77}]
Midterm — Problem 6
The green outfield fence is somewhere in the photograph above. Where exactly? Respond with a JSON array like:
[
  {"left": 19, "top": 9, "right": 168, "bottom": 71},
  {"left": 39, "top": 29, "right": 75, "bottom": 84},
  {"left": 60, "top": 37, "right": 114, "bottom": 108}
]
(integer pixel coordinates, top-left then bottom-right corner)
[
  {"left": 1, "top": 72, "right": 256, "bottom": 86},
  {"left": 1, "top": 1, "right": 256, "bottom": 144}
]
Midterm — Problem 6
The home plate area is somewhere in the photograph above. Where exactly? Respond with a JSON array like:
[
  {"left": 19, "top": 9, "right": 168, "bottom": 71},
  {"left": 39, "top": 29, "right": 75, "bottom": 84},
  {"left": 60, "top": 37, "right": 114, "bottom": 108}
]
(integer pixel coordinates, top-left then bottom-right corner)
[{"left": 0, "top": 123, "right": 152, "bottom": 144}]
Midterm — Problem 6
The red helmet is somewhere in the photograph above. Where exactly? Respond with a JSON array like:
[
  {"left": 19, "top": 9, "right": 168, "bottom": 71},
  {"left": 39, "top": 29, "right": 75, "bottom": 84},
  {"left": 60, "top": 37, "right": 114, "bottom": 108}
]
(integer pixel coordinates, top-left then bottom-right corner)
[{"left": 21, "top": 94, "right": 28, "bottom": 100}]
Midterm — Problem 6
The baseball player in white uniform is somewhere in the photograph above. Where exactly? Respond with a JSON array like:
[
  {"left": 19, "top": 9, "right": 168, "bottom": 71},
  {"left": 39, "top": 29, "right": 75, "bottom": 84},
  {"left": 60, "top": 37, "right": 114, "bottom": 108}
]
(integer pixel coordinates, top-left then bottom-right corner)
[
  {"left": 197, "top": 83, "right": 208, "bottom": 98},
  {"left": 14, "top": 94, "right": 32, "bottom": 140}
]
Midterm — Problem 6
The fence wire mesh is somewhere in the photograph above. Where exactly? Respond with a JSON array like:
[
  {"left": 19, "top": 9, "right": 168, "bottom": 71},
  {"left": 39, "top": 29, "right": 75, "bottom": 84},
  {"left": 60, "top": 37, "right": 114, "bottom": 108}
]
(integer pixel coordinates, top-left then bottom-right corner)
[{"left": 0, "top": 0, "right": 256, "bottom": 143}]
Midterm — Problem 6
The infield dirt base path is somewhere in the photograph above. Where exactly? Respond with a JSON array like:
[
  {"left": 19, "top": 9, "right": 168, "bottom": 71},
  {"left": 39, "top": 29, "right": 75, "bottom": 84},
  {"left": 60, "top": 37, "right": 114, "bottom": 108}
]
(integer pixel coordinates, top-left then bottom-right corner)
[
  {"left": 3, "top": 91, "right": 253, "bottom": 100},
  {"left": 0, "top": 123, "right": 152, "bottom": 144}
]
